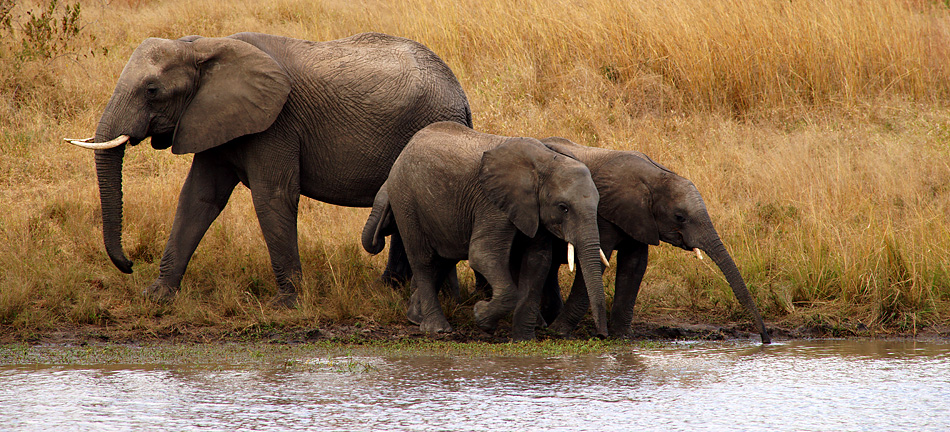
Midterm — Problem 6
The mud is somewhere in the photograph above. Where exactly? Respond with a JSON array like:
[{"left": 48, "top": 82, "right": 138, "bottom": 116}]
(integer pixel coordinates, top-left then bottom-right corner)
[{"left": 8, "top": 315, "right": 949, "bottom": 347}]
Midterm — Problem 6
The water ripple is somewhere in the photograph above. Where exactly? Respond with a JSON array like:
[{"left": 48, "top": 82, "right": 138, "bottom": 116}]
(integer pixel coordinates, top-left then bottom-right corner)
[{"left": 0, "top": 340, "right": 948, "bottom": 431}]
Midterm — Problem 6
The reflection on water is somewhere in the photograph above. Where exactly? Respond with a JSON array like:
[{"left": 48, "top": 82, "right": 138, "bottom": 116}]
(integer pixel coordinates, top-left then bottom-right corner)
[{"left": 1, "top": 340, "right": 948, "bottom": 431}]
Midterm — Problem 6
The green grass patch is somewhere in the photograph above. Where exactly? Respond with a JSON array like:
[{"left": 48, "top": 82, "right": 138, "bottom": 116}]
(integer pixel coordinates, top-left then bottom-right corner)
[{"left": 0, "top": 339, "right": 660, "bottom": 367}]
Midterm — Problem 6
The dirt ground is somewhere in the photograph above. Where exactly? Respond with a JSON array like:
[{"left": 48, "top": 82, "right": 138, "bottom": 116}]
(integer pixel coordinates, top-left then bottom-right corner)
[{"left": 7, "top": 313, "right": 949, "bottom": 347}]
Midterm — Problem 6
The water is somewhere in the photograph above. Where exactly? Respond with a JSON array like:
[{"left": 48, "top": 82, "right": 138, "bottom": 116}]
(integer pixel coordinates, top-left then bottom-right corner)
[{"left": 1, "top": 340, "right": 948, "bottom": 431}]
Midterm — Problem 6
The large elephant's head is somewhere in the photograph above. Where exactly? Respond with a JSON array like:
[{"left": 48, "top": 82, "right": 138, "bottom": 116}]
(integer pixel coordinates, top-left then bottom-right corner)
[
  {"left": 543, "top": 138, "right": 770, "bottom": 343},
  {"left": 479, "top": 138, "right": 609, "bottom": 336},
  {"left": 67, "top": 35, "right": 292, "bottom": 273}
]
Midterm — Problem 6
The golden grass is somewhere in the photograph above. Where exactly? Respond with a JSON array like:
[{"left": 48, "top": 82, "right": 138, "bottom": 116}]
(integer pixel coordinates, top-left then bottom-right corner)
[{"left": 1, "top": 0, "right": 949, "bottom": 338}]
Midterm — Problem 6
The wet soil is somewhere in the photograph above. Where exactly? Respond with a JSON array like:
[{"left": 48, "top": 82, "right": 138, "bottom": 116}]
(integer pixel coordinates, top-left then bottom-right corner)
[{"left": 6, "top": 313, "right": 949, "bottom": 347}]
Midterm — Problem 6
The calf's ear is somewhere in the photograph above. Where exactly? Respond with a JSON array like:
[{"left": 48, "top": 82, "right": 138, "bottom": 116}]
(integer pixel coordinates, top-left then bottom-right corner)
[
  {"left": 595, "top": 158, "right": 661, "bottom": 245},
  {"left": 478, "top": 138, "right": 552, "bottom": 238}
]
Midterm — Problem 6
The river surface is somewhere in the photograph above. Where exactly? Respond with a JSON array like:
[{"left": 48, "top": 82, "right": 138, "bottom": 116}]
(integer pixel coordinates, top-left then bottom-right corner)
[{"left": 1, "top": 339, "right": 948, "bottom": 431}]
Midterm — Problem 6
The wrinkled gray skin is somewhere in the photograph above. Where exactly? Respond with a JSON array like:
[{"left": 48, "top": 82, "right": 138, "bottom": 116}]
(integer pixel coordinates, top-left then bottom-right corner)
[
  {"left": 362, "top": 122, "right": 606, "bottom": 341},
  {"left": 539, "top": 138, "right": 771, "bottom": 344},
  {"left": 90, "top": 32, "right": 471, "bottom": 306}
]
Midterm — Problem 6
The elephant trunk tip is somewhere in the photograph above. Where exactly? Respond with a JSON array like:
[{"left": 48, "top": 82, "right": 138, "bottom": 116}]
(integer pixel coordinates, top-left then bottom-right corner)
[
  {"left": 109, "top": 251, "right": 134, "bottom": 274},
  {"left": 702, "top": 239, "right": 771, "bottom": 345}
]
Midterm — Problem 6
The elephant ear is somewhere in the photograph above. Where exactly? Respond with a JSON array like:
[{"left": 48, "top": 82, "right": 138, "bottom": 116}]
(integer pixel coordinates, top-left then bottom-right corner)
[
  {"left": 540, "top": 136, "right": 581, "bottom": 159},
  {"left": 595, "top": 156, "right": 661, "bottom": 245},
  {"left": 478, "top": 138, "right": 549, "bottom": 237},
  {"left": 172, "top": 37, "right": 292, "bottom": 154}
]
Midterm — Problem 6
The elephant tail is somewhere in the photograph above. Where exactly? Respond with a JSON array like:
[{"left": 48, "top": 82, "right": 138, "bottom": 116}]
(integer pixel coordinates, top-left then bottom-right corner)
[
  {"left": 463, "top": 104, "right": 473, "bottom": 128},
  {"left": 362, "top": 183, "right": 394, "bottom": 255}
]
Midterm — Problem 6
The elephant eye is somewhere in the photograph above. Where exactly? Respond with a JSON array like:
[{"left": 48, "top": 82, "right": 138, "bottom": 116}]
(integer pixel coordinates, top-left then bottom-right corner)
[
  {"left": 558, "top": 203, "right": 570, "bottom": 214},
  {"left": 675, "top": 213, "right": 688, "bottom": 224},
  {"left": 145, "top": 84, "right": 160, "bottom": 99}
]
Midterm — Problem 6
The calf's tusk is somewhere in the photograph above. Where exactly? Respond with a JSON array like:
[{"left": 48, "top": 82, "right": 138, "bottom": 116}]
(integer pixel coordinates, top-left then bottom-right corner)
[
  {"left": 567, "top": 243, "right": 575, "bottom": 272},
  {"left": 64, "top": 134, "right": 130, "bottom": 150},
  {"left": 694, "top": 248, "right": 703, "bottom": 260},
  {"left": 600, "top": 249, "right": 610, "bottom": 267}
]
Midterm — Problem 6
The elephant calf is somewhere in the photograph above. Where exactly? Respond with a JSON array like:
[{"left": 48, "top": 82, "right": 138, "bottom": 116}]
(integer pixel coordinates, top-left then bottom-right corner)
[
  {"left": 540, "top": 138, "right": 771, "bottom": 344},
  {"left": 362, "top": 122, "right": 609, "bottom": 341}
]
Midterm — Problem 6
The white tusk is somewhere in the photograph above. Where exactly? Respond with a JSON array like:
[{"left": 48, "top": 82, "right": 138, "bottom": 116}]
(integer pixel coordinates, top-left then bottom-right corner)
[
  {"left": 600, "top": 249, "right": 610, "bottom": 267},
  {"left": 694, "top": 248, "right": 703, "bottom": 260},
  {"left": 65, "top": 134, "right": 130, "bottom": 150},
  {"left": 567, "top": 243, "right": 575, "bottom": 272}
]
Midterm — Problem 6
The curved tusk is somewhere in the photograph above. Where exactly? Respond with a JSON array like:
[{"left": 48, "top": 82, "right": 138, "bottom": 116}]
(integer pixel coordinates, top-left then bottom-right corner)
[
  {"left": 694, "top": 248, "right": 703, "bottom": 260},
  {"left": 600, "top": 249, "right": 610, "bottom": 267},
  {"left": 567, "top": 243, "right": 575, "bottom": 273},
  {"left": 65, "top": 134, "right": 130, "bottom": 150}
]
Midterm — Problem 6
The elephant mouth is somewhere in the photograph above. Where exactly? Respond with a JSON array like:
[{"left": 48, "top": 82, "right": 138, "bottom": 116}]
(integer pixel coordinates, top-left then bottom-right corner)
[
  {"left": 661, "top": 232, "right": 704, "bottom": 255},
  {"left": 150, "top": 133, "right": 173, "bottom": 150},
  {"left": 660, "top": 231, "right": 686, "bottom": 248}
]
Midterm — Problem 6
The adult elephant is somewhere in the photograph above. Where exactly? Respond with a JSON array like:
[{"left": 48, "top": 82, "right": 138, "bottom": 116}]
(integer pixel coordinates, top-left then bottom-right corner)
[
  {"left": 66, "top": 32, "right": 472, "bottom": 306},
  {"left": 361, "top": 122, "right": 609, "bottom": 340},
  {"left": 539, "top": 138, "right": 771, "bottom": 344}
]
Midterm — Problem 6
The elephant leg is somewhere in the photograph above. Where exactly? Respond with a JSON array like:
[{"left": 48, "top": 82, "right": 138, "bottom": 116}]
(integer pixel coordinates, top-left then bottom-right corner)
[
  {"left": 380, "top": 230, "right": 461, "bottom": 299},
  {"left": 609, "top": 241, "right": 648, "bottom": 337},
  {"left": 380, "top": 230, "right": 412, "bottom": 288},
  {"left": 549, "top": 245, "right": 611, "bottom": 336},
  {"left": 548, "top": 265, "right": 590, "bottom": 336},
  {"left": 441, "top": 268, "right": 462, "bottom": 301},
  {"left": 147, "top": 153, "right": 239, "bottom": 302},
  {"left": 473, "top": 271, "right": 491, "bottom": 298},
  {"left": 249, "top": 168, "right": 302, "bottom": 308},
  {"left": 407, "top": 259, "right": 454, "bottom": 333},
  {"left": 470, "top": 239, "right": 519, "bottom": 334},
  {"left": 407, "top": 259, "right": 460, "bottom": 323},
  {"left": 510, "top": 236, "right": 553, "bottom": 341},
  {"left": 539, "top": 261, "right": 564, "bottom": 326}
]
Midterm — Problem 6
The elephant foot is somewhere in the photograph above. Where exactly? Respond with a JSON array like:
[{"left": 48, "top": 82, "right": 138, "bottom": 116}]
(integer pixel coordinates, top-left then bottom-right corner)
[
  {"left": 547, "top": 317, "right": 574, "bottom": 337},
  {"left": 472, "top": 300, "right": 497, "bottom": 334},
  {"left": 536, "top": 311, "right": 549, "bottom": 328},
  {"left": 539, "top": 298, "right": 562, "bottom": 327},
  {"left": 143, "top": 281, "right": 178, "bottom": 303},
  {"left": 608, "top": 325, "right": 632, "bottom": 339},
  {"left": 510, "top": 311, "right": 542, "bottom": 342},
  {"left": 269, "top": 291, "right": 298, "bottom": 309},
  {"left": 608, "top": 331, "right": 632, "bottom": 340},
  {"left": 419, "top": 315, "right": 453, "bottom": 334},
  {"left": 406, "top": 297, "right": 423, "bottom": 326},
  {"left": 510, "top": 328, "right": 536, "bottom": 342}
]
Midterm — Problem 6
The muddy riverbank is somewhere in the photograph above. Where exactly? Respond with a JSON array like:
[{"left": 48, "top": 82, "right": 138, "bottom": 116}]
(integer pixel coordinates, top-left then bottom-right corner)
[{"left": 7, "top": 313, "right": 949, "bottom": 347}]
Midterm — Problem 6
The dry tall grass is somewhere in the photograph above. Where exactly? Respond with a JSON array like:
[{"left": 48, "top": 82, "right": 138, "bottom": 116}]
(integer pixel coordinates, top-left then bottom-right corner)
[{"left": 1, "top": 0, "right": 949, "bottom": 338}]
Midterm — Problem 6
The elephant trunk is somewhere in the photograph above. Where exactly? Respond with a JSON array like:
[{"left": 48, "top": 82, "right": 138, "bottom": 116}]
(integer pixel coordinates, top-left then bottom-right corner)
[
  {"left": 703, "top": 234, "right": 770, "bottom": 344},
  {"left": 94, "top": 128, "right": 133, "bottom": 274},
  {"left": 576, "top": 229, "right": 607, "bottom": 338}
]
